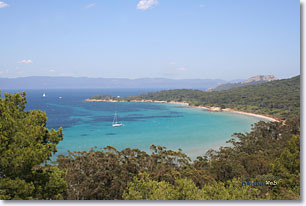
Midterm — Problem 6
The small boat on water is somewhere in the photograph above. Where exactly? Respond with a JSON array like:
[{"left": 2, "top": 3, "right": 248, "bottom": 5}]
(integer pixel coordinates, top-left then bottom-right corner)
[
  {"left": 42, "top": 93, "right": 46, "bottom": 97},
  {"left": 112, "top": 112, "right": 123, "bottom": 127}
]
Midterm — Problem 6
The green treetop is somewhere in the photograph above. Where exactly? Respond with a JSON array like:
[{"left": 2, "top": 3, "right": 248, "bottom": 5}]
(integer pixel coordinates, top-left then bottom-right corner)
[{"left": 0, "top": 91, "right": 66, "bottom": 200}]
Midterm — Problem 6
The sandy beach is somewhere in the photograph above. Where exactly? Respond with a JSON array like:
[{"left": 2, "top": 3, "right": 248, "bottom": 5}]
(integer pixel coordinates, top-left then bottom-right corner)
[{"left": 85, "top": 98, "right": 280, "bottom": 122}]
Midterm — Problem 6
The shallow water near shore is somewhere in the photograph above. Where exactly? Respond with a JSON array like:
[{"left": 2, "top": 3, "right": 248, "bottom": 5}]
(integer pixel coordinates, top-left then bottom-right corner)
[{"left": 3, "top": 89, "right": 268, "bottom": 159}]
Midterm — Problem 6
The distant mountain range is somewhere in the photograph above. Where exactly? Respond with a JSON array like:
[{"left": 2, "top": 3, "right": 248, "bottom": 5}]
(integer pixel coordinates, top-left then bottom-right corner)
[
  {"left": 207, "top": 75, "right": 278, "bottom": 91},
  {"left": 0, "top": 76, "right": 227, "bottom": 90}
]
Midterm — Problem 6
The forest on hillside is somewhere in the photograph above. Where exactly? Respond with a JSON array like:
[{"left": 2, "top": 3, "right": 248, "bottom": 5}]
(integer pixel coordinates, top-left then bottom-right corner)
[{"left": 90, "top": 75, "right": 300, "bottom": 120}]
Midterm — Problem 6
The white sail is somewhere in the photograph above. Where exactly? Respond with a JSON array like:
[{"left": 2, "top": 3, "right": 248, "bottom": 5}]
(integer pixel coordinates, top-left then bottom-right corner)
[{"left": 112, "top": 112, "right": 123, "bottom": 127}]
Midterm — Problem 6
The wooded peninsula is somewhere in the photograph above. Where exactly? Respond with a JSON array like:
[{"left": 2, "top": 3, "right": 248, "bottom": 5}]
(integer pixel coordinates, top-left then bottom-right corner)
[{"left": 88, "top": 75, "right": 300, "bottom": 121}]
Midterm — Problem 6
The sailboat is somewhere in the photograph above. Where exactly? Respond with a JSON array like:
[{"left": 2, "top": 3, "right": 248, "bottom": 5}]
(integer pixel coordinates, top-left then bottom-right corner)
[{"left": 112, "top": 112, "right": 123, "bottom": 127}]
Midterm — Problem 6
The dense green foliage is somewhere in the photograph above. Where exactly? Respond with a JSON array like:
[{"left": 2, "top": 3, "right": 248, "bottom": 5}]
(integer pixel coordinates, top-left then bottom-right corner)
[
  {"left": 0, "top": 92, "right": 66, "bottom": 200},
  {"left": 90, "top": 75, "right": 300, "bottom": 120},
  {"left": 136, "top": 75, "right": 299, "bottom": 119},
  {"left": 205, "top": 116, "right": 300, "bottom": 182},
  {"left": 56, "top": 116, "right": 300, "bottom": 200},
  {"left": 123, "top": 173, "right": 263, "bottom": 200},
  {"left": 56, "top": 145, "right": 193, "bottom": 200},
  {"left": 270, "top": 135, "right": 300, "bottom": 199},
  {"left": 88, "top": 94, "right": 113, "bottom": 100}
]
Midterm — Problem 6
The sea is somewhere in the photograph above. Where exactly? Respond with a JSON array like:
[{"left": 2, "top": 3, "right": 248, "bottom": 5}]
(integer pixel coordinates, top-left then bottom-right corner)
[{"left": 2, "top": 88, "right": 268, "bottom": 159}]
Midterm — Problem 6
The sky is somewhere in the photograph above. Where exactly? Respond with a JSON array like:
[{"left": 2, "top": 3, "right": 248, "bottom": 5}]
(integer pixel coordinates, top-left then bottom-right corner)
[{"left": 0, "top": 0, "right": 300, "bottom": 80}]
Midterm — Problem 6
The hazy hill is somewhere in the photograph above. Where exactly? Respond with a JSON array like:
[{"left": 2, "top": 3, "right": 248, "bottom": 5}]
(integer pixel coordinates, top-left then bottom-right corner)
[
  {"left": 0, "top": 76, "right": 226, "bottom": 90},
  {"left": 208, "top": 75, "right": 278, "bottom": 91}
]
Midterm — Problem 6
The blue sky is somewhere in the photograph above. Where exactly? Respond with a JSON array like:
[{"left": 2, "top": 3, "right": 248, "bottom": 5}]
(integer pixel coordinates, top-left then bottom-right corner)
[{"left": 0, "top": 0, "right": 300, "bottom": 80}]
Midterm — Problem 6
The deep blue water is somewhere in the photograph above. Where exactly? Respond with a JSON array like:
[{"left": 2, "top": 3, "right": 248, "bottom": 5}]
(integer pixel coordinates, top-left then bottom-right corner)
[{"left": 2, "top": 89, "right": 267, "bottom": 158}]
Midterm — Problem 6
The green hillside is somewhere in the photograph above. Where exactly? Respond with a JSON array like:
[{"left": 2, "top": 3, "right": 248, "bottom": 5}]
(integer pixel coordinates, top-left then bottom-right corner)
[{"left": 90, "top": 75, "right": 300, "bottom": 120}]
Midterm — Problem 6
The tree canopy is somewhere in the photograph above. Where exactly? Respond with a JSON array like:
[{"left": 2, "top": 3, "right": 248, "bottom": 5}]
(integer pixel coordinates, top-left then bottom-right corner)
[{"left": 0, "top": 92, "right": 66, "bottom": 200}]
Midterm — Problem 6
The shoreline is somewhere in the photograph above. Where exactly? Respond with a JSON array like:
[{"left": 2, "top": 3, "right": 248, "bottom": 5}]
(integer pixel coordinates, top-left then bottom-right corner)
[{"left": 85, "top": 98, "right": 281, "bottom": 122}]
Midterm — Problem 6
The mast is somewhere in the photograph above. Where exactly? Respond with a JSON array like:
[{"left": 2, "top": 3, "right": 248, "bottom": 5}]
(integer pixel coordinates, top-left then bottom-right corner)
[{"left": 113, "top": 112, "right": 117, "bottom": 124}]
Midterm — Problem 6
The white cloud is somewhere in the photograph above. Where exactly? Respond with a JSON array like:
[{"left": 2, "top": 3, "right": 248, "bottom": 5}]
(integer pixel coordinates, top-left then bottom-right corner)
[
  {"left": 49, "top": 69, "right": 56, "bottom": 73},
  {"left": 85, "top": 3, "right": 96, "bottom": 9},
  {"left": 0, "top": 2, "right": 8, "bottom": 9},
  {"left": 176, "top": 67, "right": 186, "bottom": 71},
  {"left": 169, "top": 61, "right": 176, "bottom": 65},
  {"left": 18, "top": 59, "right": 33, "bottom": 64},
  {"left": 137, "top": 0, "right": 158, "bottom": 10}
]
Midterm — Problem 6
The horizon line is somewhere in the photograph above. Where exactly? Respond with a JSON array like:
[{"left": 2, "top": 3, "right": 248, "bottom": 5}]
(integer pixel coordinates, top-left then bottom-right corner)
[{"left": 0, "top": 74, "right": 292, "bottom": 81}]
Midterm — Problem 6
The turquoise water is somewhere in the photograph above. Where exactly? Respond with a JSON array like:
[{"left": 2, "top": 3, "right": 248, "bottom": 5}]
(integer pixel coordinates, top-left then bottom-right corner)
[
  {"left": 55, "top": 102, "right": 266, "bottom": 159},
  {"left": 3, "top": 89, "right": 267, "bottom": 159}
]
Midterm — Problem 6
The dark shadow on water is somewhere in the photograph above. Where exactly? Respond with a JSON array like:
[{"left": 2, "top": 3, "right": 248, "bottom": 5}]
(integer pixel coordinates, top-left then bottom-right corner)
[
  {"left": 105, "top": 133, "right": 116, "bottom": 136},
  {"left": 169, "top": 111, "right": 182, "bottom": 114},
  {"left": 127, "top": 113, "right": 145, "bottom": 116}
]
